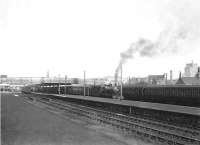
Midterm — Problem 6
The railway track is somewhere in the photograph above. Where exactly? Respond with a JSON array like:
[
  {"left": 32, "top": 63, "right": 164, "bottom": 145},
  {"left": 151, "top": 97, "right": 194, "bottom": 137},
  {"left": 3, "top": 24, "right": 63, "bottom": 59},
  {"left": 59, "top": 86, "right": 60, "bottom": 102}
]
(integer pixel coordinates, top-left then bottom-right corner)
[{"left": 25, "top": 95, "right": 200, "bottom": 145}]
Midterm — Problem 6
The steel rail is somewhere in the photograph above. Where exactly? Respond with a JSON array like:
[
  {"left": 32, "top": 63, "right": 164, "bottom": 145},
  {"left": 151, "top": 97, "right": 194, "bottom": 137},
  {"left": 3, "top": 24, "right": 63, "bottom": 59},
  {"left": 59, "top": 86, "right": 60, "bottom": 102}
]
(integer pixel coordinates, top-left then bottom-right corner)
[{"left": 50, "top": 98, "right": 200, "bottom": 139}]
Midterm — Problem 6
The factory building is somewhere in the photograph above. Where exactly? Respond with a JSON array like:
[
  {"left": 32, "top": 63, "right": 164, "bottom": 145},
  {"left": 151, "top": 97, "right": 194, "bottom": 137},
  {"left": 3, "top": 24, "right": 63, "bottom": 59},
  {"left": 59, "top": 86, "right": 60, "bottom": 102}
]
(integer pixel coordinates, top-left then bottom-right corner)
[
  {"left": 184, "top": 61, "right": 198, "bottom": 77},
  {"left": 176, "top": 68, "right": 200, "bottom": 85}
]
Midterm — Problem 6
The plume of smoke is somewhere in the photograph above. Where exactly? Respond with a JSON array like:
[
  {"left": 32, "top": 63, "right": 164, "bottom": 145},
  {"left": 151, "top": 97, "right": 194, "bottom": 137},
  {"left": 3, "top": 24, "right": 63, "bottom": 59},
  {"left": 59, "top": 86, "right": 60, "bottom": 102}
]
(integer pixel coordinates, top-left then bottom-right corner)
[
  {"left": 115, "top": 43, "right": 136, "bottom": 84},
  {"left": 115, "top": 0, "right": 200, "bottom": 84}
]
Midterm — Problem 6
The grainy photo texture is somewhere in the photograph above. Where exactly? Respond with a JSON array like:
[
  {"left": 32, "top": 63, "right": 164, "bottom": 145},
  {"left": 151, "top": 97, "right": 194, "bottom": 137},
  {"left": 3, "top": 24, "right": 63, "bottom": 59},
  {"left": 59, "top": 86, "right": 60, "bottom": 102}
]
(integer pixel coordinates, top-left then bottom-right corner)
[{"left": 1, "top": 0, "right": 200, "bottom": 145}]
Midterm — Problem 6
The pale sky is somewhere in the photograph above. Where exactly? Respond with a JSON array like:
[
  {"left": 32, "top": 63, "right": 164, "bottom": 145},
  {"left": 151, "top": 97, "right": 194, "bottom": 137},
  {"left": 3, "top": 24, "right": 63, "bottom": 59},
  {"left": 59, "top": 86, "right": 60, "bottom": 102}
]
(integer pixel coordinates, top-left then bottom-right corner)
[{"left": 0, "top": 0, "right": 200, "bottom": 79}]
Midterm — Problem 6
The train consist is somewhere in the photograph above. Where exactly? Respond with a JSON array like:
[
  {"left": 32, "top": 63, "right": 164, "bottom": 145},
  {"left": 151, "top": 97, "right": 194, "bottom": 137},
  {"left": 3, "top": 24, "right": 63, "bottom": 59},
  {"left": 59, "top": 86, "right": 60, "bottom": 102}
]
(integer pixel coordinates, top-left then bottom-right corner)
[{"left": 22, "top": 83, "right": 200, "bottom": 107}]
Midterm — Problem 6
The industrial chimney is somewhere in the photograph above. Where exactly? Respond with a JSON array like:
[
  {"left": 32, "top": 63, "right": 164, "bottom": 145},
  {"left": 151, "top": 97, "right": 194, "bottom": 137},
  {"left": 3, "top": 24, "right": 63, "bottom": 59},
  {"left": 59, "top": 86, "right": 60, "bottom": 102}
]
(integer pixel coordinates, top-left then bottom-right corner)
[
  {"left": 46, "top": 70, "right": 50, "bottom": 78},
  {"left": 170, "top": 70, "right": 173, "bottom": 82},
  {"left": 196, "top": 67, "right": 200, "bottom": 79},
  {"left": 179, "top": 71, "right": 182, "bottom": 79}
]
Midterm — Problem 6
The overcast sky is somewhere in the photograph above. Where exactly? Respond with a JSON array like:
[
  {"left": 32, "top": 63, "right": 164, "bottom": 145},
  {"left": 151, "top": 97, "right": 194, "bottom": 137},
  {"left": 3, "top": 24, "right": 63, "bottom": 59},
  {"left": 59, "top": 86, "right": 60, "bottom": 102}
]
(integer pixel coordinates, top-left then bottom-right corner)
[{"left": 0, "top": 0, "right": 200, "bottom": 79}]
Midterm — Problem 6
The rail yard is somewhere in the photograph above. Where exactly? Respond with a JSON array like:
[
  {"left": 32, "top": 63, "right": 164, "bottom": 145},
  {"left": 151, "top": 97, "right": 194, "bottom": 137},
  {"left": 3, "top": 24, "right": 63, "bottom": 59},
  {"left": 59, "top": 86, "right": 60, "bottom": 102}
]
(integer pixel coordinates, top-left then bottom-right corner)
[
  {"left": 18, "top": 83, "right": 200, "bottom": 145},
  {"left": 2, "top": 93, "right": 144, "bottom": 145}
]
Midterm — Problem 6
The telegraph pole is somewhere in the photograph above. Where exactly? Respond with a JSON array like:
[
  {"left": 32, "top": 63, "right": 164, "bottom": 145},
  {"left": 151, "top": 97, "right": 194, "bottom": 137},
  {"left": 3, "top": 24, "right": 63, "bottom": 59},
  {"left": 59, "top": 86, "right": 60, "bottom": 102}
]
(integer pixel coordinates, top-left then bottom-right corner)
[
  {"left": 84, "top": 70, "right": 86, "bottom": 96},
  {"left": 64, "top": 75, "right": 67, "bottom": 95},
  {"left": 120, "top": 65, "right": 123, "bottom": 99},
  {"left": 58, "top": 74, "right": 60, "bottom": 94}
]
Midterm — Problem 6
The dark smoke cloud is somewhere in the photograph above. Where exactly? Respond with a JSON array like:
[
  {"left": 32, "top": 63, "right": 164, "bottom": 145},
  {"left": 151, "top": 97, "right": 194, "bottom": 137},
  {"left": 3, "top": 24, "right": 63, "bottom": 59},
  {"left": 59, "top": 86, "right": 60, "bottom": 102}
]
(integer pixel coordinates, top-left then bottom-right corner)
[{"left": 115, "top": 0, "right": 200, "bottom": 83}]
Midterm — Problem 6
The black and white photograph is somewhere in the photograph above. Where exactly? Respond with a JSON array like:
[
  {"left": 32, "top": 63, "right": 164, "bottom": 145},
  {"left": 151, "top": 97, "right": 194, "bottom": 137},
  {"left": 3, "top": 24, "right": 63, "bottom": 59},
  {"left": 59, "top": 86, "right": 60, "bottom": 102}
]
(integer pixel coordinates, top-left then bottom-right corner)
[{"left": 1, "top": 0, "right": 200, "bottom": 145}]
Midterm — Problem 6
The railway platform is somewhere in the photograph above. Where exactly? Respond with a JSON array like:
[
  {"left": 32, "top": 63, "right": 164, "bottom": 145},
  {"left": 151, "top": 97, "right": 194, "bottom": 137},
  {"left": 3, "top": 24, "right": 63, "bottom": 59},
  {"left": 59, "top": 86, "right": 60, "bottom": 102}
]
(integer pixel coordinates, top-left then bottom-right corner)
[{"left": 35, "top": 92, "right": 200, "bottom": 116}]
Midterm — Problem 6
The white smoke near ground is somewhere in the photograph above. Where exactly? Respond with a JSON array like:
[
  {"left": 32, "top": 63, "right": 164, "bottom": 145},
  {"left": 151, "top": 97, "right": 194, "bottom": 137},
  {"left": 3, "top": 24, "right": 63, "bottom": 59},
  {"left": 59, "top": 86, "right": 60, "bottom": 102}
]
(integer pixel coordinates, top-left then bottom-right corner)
[{"left": 115, "top": 0, "right": 200, "bottom": 83}]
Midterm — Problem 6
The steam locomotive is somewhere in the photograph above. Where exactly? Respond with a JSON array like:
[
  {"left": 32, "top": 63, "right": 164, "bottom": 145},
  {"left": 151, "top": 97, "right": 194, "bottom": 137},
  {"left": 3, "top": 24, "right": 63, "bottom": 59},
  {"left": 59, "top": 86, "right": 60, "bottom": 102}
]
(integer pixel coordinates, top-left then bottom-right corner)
[{"left": 22, "top": 83, "right": 200, "bottom": 107}]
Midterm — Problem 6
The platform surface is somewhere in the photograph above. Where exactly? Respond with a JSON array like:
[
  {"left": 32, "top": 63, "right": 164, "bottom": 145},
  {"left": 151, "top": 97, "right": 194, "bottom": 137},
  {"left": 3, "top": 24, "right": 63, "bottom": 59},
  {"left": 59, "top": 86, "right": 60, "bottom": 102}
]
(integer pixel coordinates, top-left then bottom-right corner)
[
  {"left": 37, "top": 93, "right": 200, "bottom": 116},
  {"left": 1, "top": 93, "right": 140, "bottom": 145}
]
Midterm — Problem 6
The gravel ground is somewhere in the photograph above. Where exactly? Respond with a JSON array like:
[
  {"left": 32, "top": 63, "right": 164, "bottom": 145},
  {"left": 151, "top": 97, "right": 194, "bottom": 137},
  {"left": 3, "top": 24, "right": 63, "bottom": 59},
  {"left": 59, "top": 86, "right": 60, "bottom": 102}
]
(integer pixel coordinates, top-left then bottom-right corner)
[{"left": 1, "top": 93, "right": 151, "bottom": 145}]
